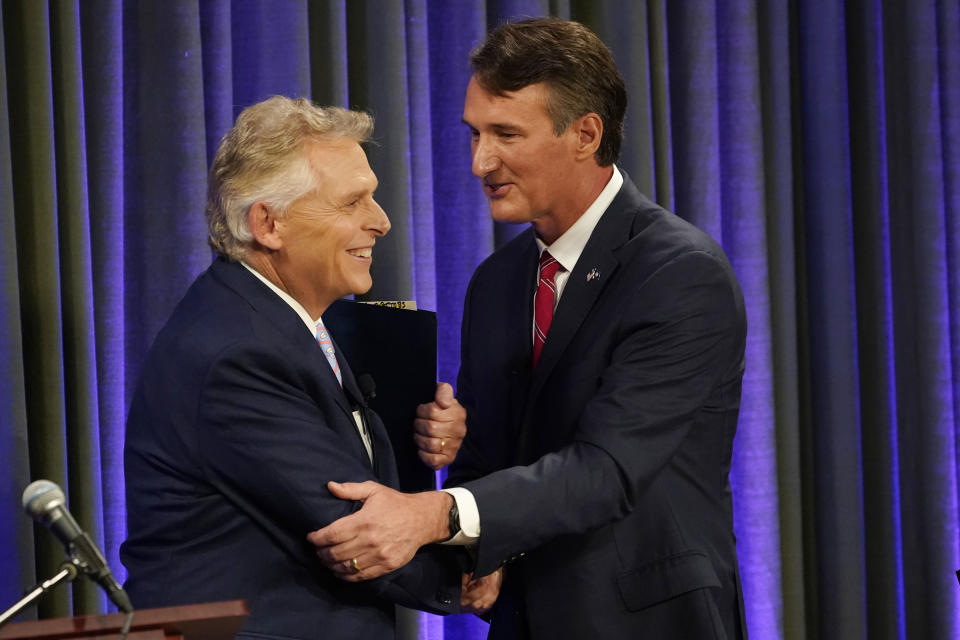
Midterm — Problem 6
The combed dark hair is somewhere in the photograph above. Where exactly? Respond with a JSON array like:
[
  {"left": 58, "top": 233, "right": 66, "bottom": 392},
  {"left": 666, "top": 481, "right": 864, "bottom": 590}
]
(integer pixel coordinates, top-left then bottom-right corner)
[{"left": 470, "top": 17, "right": 626, "bottom": 166}]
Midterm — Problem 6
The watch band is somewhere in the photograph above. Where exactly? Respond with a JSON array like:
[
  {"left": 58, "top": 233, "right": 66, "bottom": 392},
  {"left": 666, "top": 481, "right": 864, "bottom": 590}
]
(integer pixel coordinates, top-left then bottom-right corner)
[{"left": 446, "top": 500, "right": 461, "bottom": 540}]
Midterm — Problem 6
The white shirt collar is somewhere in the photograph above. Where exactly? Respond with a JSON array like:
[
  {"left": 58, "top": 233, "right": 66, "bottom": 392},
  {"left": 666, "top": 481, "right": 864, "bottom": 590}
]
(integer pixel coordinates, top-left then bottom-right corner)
[
  {"left": 536, "top": 165, "right": 623, "bottom": 271},
  {"left": 241, "top": 261, "right": 320, "bottom": 336}
]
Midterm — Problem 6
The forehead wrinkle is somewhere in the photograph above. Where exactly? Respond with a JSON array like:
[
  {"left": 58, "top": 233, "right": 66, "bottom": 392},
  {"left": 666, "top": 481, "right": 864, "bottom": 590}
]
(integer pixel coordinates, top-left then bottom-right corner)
[{"left": 304, "top": 138, "right": 377, "bottom": 198}]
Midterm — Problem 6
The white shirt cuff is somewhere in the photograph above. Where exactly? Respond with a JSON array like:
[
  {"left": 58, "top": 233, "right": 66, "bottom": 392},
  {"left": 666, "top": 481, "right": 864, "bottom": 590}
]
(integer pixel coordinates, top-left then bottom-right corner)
[{"left": 439, "top": 487, "right": 480, "bottom": 545}]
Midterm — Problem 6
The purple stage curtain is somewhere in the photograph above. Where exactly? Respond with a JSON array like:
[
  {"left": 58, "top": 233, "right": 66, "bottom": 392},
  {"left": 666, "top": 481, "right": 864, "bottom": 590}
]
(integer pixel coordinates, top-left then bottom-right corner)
[{"left": 1, "top": 1, "right": 958, "bottom": 638}]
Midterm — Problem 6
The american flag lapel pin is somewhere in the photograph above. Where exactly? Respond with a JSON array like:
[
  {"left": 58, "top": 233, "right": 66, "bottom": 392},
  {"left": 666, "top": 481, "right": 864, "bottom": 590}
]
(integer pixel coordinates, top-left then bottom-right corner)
[{"left": 586, "top": 267, "right": 600, "bottom": 282}]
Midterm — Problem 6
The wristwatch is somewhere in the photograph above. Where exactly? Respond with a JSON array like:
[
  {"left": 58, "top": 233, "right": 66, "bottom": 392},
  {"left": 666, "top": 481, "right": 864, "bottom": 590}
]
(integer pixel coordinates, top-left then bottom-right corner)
[{"left": 446, "top": 499, "right": 461, "bottom": 540}]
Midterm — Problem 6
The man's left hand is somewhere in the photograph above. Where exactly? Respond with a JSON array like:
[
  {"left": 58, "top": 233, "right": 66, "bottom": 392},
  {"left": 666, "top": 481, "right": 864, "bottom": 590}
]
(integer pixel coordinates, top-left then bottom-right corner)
[
  {"left": 461, "top": 568, "right": 503, "bottom": 616},
  {"left": 413, "top": 382, "right": 466, "bottom": 469},
  {"left": 308, "top": 480, "right": 452, "bottom": 581}
]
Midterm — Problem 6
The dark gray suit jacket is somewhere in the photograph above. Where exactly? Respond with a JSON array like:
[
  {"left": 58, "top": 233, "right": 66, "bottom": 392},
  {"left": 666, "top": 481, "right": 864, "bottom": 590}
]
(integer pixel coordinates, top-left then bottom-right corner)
[
  {"left": 122, "top": 258, "right": 459, "bottom": 640},
  {"left": 448, "top": 175, "right": 748, "bottom": 639}
]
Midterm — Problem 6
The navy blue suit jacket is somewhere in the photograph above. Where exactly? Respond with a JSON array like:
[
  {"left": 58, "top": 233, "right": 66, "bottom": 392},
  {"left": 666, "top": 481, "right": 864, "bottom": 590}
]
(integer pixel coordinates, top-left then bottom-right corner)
[
  {"left": 121, "top": 259, "right": 459, "bottom": 640},
  {"left": 448, "top": 175, "right": 748, "bottom": 639}
]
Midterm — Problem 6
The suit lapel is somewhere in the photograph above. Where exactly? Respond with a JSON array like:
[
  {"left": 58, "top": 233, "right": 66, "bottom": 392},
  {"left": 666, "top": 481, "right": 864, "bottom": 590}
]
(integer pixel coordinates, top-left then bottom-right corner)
[
  {"left": 503, "top": 234, "right": 539, "bottom": 451},
  {"left": 210, "top": 259, "right": 372, "bottom": 467},
  {"left": 529, "top": 179, "right": 641, "bottom": 397},
  {"left": 529, "top": 245, "right": 619, "bottom": 397},
  {"left": 507, "top": 233, "right": 539, "bottom": 366},
  {"left": 337, "top": 346, "right": 364, "bottom": 410},
  {"left": 518, "top": 175, "right": 644, "bottom": 455},
  {"left": 336, "top": 345, "right": 379, "bottom": 474}
]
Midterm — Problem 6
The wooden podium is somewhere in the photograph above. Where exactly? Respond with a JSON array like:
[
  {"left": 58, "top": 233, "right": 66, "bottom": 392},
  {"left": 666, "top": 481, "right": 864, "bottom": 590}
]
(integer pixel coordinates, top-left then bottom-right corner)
[{"left": 0, "top": 600, "right": 248, "bottom": 640}]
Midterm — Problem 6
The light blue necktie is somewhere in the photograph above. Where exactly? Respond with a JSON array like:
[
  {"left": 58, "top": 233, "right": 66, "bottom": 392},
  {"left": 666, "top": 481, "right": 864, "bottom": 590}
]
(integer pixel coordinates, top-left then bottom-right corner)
[{"left": 315, "top": 319, "right": 342, "bottom": 387}]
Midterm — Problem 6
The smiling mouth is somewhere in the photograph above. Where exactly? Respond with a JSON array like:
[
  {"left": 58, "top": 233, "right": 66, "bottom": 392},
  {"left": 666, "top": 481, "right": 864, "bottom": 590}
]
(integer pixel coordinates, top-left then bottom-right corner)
[
  {"left": 483, "top": 180, "right": 512, "bottom": 198},
  {"left": 347, "top": 247, "right": 372, "bottom": 258}
]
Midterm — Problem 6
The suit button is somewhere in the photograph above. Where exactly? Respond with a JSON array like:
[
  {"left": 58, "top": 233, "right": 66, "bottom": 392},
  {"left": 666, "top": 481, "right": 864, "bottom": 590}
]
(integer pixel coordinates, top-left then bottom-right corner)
[{"left": 437, "top": 592, "right": 453, "bottom": 605}]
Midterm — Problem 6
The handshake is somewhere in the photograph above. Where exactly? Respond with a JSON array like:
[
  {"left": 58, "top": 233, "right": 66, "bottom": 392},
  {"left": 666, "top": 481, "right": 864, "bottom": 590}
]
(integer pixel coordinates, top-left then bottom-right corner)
[
  {"left": 308, "top": 479, "right": 502, "bottom": 616},
  {"left": 310, "top": 381, "right": 501, "bottom": 615}
]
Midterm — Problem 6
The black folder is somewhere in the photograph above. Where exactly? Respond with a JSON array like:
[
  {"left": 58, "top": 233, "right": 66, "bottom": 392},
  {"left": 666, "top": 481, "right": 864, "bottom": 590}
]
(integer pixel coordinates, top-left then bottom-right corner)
[{"left": 323, "top": 299, "right": 437, "bottom": 492}]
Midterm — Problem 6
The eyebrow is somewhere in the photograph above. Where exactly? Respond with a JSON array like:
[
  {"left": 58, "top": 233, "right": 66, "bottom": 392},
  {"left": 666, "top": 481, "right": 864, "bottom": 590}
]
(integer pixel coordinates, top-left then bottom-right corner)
[
  {"left": 342, "top": 189, "right": 369, "bottom": 202},
  {"left": 342, "top": 181, "right": 378, "bottom": 202},
  {"left": 461, "top": 118, "right": 519, "bottom": 131}
]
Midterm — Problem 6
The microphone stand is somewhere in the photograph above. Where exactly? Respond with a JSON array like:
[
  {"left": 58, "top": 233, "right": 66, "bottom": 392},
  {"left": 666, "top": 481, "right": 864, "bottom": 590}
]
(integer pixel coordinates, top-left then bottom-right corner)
[{"left": 0, "top": 561, "right": 78, "bottom": 629}]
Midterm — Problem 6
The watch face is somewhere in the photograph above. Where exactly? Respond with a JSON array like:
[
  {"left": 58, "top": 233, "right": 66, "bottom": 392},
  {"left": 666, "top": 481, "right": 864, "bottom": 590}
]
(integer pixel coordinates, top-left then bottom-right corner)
[{"left": 448, "top": 502, "right": 460, "bottom": 538}]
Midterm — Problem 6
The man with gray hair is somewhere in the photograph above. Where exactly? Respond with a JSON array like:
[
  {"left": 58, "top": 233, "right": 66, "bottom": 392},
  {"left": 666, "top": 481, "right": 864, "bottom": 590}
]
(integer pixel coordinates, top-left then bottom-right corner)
[{"left": 121, "top": 96, "right": 466, "bottom": 639}]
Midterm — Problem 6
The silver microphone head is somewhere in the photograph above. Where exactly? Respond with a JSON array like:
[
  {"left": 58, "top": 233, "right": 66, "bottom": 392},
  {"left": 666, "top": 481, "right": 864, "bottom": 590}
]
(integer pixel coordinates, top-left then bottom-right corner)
[{"left": 22, "top": 480, "right": 66, "bottom": 519}]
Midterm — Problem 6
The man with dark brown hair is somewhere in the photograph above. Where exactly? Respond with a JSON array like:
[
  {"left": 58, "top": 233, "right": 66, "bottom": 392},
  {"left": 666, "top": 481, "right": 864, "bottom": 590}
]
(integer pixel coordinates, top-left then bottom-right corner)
[{"left": 311, "top": 18, "right": 748, "bottom": 639}]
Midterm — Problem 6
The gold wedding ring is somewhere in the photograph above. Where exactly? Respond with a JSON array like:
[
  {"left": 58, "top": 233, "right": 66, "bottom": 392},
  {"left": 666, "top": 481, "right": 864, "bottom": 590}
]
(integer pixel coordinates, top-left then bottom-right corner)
[{"left": 351, "top": 557, "right": 360, "bottom": 573}]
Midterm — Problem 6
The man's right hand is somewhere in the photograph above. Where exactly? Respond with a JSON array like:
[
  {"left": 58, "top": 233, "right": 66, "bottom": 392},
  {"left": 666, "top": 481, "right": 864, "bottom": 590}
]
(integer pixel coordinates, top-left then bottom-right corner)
[{"left": 308, "top": 481, "right": 452, "bottom": 581}]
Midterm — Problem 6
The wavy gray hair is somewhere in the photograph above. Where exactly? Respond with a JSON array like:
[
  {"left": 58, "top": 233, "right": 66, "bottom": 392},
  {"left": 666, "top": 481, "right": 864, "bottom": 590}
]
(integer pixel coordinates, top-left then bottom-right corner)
[{"left": 206, "top": 96, "right": 374, "bottom": 260}]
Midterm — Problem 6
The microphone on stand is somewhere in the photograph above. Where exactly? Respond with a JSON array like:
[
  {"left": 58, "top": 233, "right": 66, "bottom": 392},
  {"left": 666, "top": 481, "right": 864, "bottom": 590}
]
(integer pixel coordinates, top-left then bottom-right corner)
[{"left": 22, "top": 480, "right": 133, "bottom": 613}]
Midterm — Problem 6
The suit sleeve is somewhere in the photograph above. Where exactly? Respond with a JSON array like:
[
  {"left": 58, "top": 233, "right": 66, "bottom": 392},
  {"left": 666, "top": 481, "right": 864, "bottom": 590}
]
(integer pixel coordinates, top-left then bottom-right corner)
[
  {"left": 196, "top": 341, "right": 460, "bottom": 613},
  {"left": 459, "top": 249, "right": 746, "bottom": 577}
]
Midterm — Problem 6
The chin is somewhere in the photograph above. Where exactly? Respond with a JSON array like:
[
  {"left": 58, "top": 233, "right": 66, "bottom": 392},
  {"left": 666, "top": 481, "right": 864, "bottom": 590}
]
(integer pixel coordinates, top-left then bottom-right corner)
[
  {"left": 327, "top": 275, "right": 373, "bottom": 302},
  {"left": 488, "top": 203, "right": 533, "bottom": 225},
  {"left": 351, "top": 276, "right": 374, "bottom": 296}
]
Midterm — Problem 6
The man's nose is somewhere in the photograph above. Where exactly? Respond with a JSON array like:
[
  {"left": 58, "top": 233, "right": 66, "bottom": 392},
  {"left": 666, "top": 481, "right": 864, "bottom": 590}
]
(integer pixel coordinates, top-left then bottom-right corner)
[
  {"left": 472, "top": 138, "right": 500, "bottom": 177},
  {"left": 367, "top": 200, "right": 391, "bottom": 236}
]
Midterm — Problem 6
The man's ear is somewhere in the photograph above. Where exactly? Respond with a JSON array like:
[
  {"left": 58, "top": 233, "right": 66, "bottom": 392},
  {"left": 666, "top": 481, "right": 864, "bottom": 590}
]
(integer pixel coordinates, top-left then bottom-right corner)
[
  {"left": 573, "top": 113, "right": 604, "bottom": 160},
  {"left": 248, "top": 202, "right": 283, "bottom": 251}
]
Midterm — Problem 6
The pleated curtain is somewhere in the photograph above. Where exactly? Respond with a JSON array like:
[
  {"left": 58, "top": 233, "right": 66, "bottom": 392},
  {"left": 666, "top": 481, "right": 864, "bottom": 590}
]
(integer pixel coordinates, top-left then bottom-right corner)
[{"left": 1, "top": 1, "right": 958, "bottom": 638}]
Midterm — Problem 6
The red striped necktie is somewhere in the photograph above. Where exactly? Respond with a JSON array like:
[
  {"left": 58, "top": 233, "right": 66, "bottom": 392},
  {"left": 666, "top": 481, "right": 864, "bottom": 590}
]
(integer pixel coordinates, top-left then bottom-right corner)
[{"left": 533, "top": 250, "right": 563, "bottom": 368}]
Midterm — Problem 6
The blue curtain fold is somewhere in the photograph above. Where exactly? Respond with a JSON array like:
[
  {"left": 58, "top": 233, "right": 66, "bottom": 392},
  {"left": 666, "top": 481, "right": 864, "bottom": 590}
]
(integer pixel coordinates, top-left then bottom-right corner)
[
  {"left": 0, "top": 0, "right": 35, "bottom": 618},
  {"left": 882, "top": 1, "right": 960, "bottom": 637},
  {"left": 426, "top": 0, "right": 490, "bottom": 386},
  {"left": 714, "top": 2, "right": 782, "bottom": 639},
  {"left": 754, "top": 0, "right": 806, "bottom": 637},
  {"left": 797, "top": 1, "right": 868, "bottom": 637},
  {"left": 847, "top": 1, "right": 904, "bottom": 636}
]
